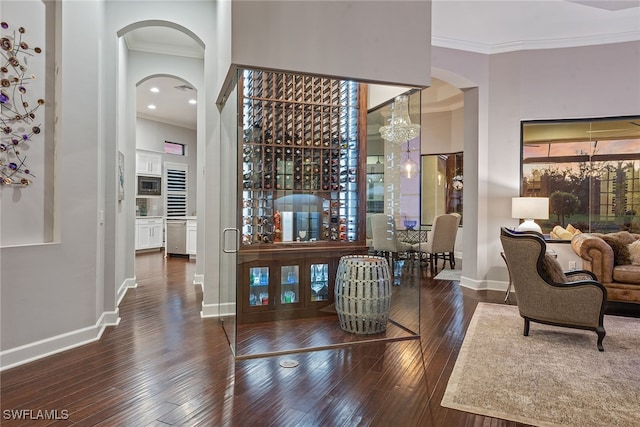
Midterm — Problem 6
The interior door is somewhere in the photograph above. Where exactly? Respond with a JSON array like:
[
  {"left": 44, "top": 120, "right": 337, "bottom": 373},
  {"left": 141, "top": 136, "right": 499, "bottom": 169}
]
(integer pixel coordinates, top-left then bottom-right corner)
[{"left": 219, "top": 76, "right": 239, "bottom": 353}]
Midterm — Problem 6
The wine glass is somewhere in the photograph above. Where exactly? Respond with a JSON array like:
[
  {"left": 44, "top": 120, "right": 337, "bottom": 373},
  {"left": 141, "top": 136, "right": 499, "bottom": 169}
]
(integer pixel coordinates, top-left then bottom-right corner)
[{"left": 311, "top": 280, "right": 325, "bottom": 301}]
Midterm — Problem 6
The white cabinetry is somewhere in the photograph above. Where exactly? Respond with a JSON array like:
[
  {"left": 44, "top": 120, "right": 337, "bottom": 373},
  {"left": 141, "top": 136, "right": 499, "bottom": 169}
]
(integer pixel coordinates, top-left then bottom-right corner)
[
  {"left": 187, "top": 219, "right": 197, "bottom": 256},
  {"left": 136, "top": 150, "right": 162, "bottom": 176},
  {"left": 136, "top": 217, "right": 164, "bottom": 250}
]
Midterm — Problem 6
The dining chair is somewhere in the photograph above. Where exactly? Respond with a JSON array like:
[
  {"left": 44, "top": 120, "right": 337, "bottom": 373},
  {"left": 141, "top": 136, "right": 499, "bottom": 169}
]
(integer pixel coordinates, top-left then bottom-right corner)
[
  {"left": 413, "top": 213, "right": 461, "bottom": 274},
  {"left": 370, "top": 214, "right": 414, "bottom": 267}
]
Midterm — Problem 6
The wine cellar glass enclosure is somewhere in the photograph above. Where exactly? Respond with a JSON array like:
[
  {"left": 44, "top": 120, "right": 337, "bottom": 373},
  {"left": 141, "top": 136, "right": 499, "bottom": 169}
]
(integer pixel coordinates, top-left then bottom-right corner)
[{"left": 219, "top": 68, "right": 422, "bottom": 358}]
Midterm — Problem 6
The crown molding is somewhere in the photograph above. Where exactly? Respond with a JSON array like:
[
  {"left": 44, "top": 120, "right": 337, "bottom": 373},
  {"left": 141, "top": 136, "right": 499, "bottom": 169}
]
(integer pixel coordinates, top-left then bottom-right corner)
[{"left": 432, "top": 30, "right": 640, "bottom": 55}]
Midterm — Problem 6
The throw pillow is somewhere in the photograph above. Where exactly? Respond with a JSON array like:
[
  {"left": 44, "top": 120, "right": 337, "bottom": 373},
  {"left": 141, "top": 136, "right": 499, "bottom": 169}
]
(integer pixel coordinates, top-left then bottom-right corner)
[
  {"left": 552, "top": 225, "right": 573, "bottom": 240},
  {"left": 541, "top": 253, "right": 567, "bottom": 283},
  {"left": 629, "top": 240, "right": 640, "bottom": 266},
  {"left": 566, "top": 223, "right": 582, "bottom": 235},
  {"left": 609, "top": 231, "right": 636, "bottom": 245},
  {"left": 601, "top": 235, "right": 631, "bottom": 265}
]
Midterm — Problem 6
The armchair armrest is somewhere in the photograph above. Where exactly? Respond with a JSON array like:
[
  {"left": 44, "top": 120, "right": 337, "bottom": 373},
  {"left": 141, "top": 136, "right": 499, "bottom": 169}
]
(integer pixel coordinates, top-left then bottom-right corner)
[
  {"left": 564, "top": 269, "right": 597, "bottom": 282},
  {"left": 571, "top": 233, "right": 614, "bottom": 283},
  {"left": 546, "top": 278, "right": 607, "bottom": 328}
]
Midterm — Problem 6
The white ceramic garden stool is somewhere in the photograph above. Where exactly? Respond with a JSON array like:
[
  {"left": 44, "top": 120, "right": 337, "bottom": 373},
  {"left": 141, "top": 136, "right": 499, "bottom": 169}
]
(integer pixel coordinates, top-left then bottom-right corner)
[{"left": 334, "top": 255, "right": 392, "bottom": 334}]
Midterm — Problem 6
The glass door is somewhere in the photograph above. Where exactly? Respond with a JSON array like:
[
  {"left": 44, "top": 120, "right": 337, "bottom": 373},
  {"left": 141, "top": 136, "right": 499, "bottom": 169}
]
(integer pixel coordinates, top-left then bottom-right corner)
[
  {"left": 366, "top": 90, "right": 422, "bottom": 335},
  {"left": 219, "top": 75, "right": 239, "bottom": 353}
]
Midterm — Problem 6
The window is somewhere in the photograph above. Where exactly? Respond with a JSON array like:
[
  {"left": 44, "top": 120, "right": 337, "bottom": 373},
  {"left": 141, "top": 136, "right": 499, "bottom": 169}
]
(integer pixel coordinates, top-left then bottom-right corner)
[
  {"left": 164, "top": 141, "right": 185, "bottom": 156},
  {"left": 521, "top": 116, "right": 640, "bottom": 233}
]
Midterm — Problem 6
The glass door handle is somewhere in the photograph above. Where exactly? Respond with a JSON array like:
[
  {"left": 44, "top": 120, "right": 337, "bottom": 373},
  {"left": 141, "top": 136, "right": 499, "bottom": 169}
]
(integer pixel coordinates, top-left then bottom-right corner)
[{"left": 223, "top": 228, "right": 239, "bottom": 253}]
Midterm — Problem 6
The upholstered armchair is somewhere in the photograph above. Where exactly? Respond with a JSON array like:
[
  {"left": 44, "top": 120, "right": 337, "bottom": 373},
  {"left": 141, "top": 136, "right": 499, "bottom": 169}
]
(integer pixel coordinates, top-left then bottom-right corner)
[{"left": 500, "top": 227, "right": 608, "bottom": 351}]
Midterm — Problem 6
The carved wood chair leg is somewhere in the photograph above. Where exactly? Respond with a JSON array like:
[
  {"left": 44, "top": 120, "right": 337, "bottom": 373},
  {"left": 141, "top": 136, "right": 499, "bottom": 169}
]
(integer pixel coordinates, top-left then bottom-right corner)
[{"left": 596, "top": 326, "right": 606, "bottom": 352}]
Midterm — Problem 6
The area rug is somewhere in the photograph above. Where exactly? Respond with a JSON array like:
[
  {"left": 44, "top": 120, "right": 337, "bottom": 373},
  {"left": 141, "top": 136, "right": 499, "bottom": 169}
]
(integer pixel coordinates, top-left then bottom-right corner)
[
  {"left": 433, "top": 269, "right": 461, "bottom": 281},
  {"left": 441, "top": 302, "right": 640, "bottom": 427}
]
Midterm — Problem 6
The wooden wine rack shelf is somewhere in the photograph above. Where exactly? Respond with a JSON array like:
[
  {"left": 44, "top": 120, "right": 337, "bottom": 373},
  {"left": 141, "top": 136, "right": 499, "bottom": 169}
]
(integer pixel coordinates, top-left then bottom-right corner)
[{"left": 239, "top": 69, "right": 366, "bottom": 247}]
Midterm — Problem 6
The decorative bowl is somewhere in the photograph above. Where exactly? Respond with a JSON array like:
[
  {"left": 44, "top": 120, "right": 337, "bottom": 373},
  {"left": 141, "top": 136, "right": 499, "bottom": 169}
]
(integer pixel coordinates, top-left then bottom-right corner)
[{"left": 403, "top": 220, "right": 417, "bottom": 230}]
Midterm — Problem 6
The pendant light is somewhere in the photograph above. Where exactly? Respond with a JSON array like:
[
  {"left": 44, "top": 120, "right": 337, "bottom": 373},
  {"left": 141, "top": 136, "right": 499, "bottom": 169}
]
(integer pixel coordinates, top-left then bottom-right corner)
[{"left": 401, "top": 143, "right": 418, "bottom": 179}]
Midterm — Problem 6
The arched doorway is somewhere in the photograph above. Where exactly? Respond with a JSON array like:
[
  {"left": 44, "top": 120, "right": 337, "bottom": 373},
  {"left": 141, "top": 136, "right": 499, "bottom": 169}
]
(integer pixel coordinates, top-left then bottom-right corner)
[{"left": 115, "top": 22, "right": 205, "bottom": 311}]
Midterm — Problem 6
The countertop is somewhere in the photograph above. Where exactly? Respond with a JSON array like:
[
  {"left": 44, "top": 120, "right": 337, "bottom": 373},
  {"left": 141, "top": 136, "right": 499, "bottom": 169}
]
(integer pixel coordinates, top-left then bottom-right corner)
[{"left": 135, "top": 216, "right": 197, "bottom": 220}]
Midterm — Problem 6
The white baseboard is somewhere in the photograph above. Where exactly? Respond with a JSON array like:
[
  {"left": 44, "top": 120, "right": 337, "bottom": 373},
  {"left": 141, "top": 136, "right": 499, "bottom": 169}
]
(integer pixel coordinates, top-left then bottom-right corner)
[
  {"left": 193, "top": 273, "right": 204, "bottom": 286},
  {"left": 0, "top": 310, "right": 120, "bottom": 371},
  {"left": 200, "top": 301, "right": 236, "bottom": 318},
  {"left": 459, "top": 276, "right": 509, "bottom": 292},
  {"left": 117, "top": 276, "right": 137, "bottom": 306},
  {"left": 218, "top": 302, "right": 236, "bottom": 317},
  {"left": 200, "top": 300, "right": 219, "bottom": 318}
]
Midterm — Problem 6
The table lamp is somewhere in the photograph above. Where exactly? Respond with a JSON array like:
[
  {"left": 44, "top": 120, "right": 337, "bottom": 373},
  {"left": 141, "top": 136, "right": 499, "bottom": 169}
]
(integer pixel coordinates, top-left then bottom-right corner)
[{"left": 512, "top": 197, "right": 549, "bottom": 233}]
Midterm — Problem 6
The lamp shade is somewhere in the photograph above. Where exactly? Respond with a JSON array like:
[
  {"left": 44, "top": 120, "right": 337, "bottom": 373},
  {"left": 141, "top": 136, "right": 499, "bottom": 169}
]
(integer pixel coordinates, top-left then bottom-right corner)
[
  {"left": 512, "top": 197, "right": 549, "bottom": 220},
  {"left": 512, "top": 197, "right": 549, "bottom": 233}
]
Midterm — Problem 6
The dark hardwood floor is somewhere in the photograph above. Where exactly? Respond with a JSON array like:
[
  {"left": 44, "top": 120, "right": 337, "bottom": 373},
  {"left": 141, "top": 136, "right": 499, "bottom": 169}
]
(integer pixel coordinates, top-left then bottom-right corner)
[{"left": 1, "top": 252, "right": 529, "bottom": 426}]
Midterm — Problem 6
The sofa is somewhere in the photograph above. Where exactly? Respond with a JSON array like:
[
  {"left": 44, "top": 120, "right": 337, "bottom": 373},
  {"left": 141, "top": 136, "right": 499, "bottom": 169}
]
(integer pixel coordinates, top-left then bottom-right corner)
[{"left": 571, "top": 231, "right": 640, "bottom": 303}]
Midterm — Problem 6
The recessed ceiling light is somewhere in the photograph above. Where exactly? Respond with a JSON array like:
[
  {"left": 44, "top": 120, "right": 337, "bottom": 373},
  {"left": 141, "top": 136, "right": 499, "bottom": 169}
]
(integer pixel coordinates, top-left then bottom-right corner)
[
  {"left": 150, "top": 87, "right": 159, "bottom": 93},
  {"left": 147, "top": 104, "right": 156, "bottom": 110},
  {"left": 188, "top": 99, "right": 197, "bottom": 105}
]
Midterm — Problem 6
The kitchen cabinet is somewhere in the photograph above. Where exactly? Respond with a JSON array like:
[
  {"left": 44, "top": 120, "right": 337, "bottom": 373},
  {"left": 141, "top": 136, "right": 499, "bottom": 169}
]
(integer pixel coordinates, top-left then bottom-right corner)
[
  {"left": 136, "top": 150, "right": 162, "bottom": 176},
  {"left": 186, "top": 219, "right": 197, "bottom": 256},
  {"left": 136, "top": 217, "right": 164, "bottom": 250}
]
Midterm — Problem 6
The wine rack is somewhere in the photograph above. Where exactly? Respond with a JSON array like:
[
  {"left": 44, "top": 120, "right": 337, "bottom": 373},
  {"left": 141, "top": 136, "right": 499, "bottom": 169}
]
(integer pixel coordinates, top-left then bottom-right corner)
[{"left": 239, "top": 69, "right": 361, "bottom": 246}]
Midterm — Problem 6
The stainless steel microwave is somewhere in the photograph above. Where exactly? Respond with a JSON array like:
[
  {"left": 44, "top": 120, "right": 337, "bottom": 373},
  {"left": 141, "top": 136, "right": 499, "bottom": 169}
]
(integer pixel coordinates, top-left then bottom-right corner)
[{"left": 137, "top": 175, "right": 161, "bottom": 196}]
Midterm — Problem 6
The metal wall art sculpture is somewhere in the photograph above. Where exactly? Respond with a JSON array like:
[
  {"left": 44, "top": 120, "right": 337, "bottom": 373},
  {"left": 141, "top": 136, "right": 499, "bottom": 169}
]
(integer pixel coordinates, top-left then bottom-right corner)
[{"left": 0, "top": 21, "right": 44, "bottom": 187}]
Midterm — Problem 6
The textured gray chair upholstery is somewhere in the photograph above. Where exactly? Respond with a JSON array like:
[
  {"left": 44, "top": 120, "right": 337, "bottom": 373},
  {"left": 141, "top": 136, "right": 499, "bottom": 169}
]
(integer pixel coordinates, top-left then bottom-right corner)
[
  {"left": 370, "top": 214, "right": 414, "bottom": 266},
  {"left": 500, "top": 227, "right": 607, "bottom": 351},
  {"left": 413, "top": 213, "right": 461, "bottom": 274}
]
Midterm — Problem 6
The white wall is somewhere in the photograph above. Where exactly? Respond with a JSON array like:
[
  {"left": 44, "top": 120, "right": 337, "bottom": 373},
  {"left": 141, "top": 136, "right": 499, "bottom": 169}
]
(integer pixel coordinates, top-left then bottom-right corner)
[
  {"left": 1, "top": 0, "right": 107, "bottom": 368},
  {"left": 431, "top": 41, "right": 640, "bottom": 291},
  {"left": 0, "top": 2, "right": 51, "bottom": 246}
]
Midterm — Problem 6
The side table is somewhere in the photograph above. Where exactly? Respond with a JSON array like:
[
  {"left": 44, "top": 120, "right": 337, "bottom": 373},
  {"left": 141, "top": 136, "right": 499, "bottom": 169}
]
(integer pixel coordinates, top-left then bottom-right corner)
[{"left": 334, "top": 255, "right": 391, "bottom": 334}]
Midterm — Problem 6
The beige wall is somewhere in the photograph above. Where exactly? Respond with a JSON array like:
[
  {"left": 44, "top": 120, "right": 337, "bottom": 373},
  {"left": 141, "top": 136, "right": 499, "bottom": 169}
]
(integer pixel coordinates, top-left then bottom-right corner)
[{"left": 231, "top": 1, "right": 431, "bottom": 87}]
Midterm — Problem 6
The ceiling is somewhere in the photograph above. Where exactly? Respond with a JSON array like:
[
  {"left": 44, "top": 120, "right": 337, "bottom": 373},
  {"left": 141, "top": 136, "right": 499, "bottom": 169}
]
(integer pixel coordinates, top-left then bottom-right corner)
[{"left": 127, "top": 0, "right": 640, "bottom": 130}]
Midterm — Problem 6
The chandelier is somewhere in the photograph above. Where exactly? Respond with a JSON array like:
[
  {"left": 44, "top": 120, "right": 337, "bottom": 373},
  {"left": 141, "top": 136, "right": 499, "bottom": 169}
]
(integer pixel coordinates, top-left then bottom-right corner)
[{"left": 379, "top": 94, "right": 420, "bottom": 144}]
